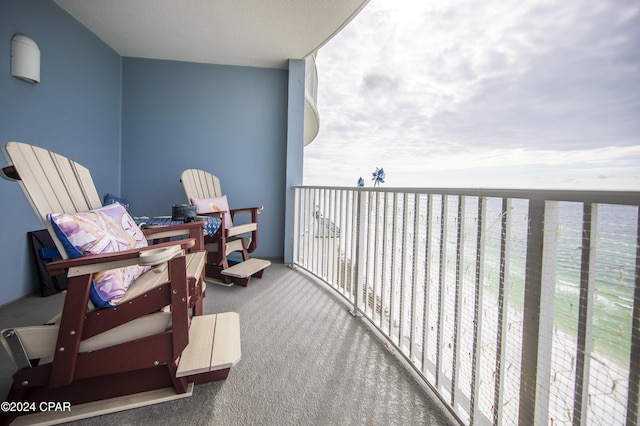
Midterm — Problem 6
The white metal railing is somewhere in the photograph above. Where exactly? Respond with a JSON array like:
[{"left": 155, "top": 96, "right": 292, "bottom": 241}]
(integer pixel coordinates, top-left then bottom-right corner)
[{"left": 292, "top": 186, "right": 640, "bottom": 426}]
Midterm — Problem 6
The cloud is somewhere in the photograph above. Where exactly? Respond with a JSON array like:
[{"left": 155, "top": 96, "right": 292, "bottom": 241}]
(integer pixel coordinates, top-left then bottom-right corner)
[
  {"left": 360, "top": 73, "right": 398, "bottom": 93},
  {"left": 305, "top": 0, "right": 640, "bottom": 189}
]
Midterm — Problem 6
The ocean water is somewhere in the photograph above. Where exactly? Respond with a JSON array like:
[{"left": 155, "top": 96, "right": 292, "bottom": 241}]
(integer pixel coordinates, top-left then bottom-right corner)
[
  {"left": 489, "top": 199, "right": 638, "bottom": 365},
  {"left": 552, "top": 202, "right": 637, "bottom": 365}
]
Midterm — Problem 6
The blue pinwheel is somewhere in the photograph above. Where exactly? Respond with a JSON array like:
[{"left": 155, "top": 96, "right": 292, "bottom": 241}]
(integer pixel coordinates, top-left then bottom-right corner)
[
  {"left": 357, "top": 177, "right": 365, "bottom": 187},
  {"left": 371, "top": 167, "right": 385, "bottom": 187}
]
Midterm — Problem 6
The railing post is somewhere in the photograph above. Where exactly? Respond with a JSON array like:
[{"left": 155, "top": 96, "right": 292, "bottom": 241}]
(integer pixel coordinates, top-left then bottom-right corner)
[
  {"left": 364, "top": 191, "right": 374, "bottom": 318},
  {"left": 350, "top": 190, "right": 366, "bottom": 317},
  {"left": 372, "top": 191, "right": 381, "bottom": 322},
  {"left": 421, "top": 194, "right": 434, "bottom": 377},
  {"left": 315, "top": 189, "right": 321, "bottom": 273},
  {"left": 329, "top": 189, "right": 336, "bottom": 285},
  {"left": 471, "top": 196, "right": 488, "bottom": 425},
  {"left": 452, "top": 196, "right": 465, "bottom": 407},
  {"left": 300, "top": 188, "right": 309, "bottom": 268},
  {"left": 292, "top": 187, "right": 300, "bottom": 266},
  {"left": 337, "top": 190, "right": 345, "bottom": 291},
  {"left": 399, "top": 193, "right": 409, "bottom": 350},
  {"left": 492, "top": 197, "right": 511, "bottom": 425},
  {"left": 389, "top": 193, "right": 399, "bottom": 337},
  {"left": 410, "top": 193, "right": 421, "bottom": 363},
  {"left": 627, "top": 207, "right": 640, "bottom": 426},
  {"left": 381, "top": 192, "right": 389, "bottom": 330},
  {"left": 436, "top": 195, "right": 448, "bottom": 391},
  {"left": 572, "top": 203, "right": 598, "bottom": 425},
  {"left": 519, "top": 200, "right": 559, "bottom": 424}
]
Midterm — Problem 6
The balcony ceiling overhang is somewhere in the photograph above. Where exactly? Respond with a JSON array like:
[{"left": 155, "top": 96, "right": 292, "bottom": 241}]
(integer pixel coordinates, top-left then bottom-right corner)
[{"left": 54, "top": 0, "right": 369, "bottom": 69}]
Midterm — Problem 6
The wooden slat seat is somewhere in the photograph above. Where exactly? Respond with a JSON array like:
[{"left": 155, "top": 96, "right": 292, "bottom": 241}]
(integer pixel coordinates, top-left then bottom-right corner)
[{"left": 227, "top": 222, "right": 257, "bottom": 238}]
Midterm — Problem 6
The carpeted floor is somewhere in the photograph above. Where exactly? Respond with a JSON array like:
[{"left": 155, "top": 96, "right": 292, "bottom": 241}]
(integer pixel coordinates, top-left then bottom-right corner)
[{"left": 0, "top": 262, "right": 457, "bottom": 425}]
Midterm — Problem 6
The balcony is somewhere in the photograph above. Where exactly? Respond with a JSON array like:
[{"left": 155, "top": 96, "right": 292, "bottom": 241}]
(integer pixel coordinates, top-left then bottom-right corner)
[
  {"left": 293, "top": 186, "right": 640, "bottom": 425},
  {"left": 2, "top": 186, "right": 638, "bottom": 425}
]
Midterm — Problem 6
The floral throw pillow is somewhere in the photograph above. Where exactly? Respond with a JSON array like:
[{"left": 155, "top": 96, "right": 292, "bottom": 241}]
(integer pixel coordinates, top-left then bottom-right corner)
[
  {"left": 48, "top": 203, "right": 150, "bottom": 307},
  {"left": 191, "top": 195, "right": 233, "bottom": 229}
]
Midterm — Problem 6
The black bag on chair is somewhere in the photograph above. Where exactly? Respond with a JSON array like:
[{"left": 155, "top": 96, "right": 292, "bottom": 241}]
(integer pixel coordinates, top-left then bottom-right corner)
[{"left": 28, "top": 229, "right": 68, "bottom": 296}]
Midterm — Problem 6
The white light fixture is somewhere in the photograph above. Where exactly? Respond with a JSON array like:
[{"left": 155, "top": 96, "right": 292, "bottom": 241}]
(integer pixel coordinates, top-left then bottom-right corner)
[{"left": 11, "top": 34, "right": 40, "bottom": 83}]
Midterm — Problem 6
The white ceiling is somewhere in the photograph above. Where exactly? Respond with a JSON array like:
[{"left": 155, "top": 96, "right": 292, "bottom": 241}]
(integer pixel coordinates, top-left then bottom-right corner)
[{"left": 54, "top": 0, "right": 370, "bottom": 69}]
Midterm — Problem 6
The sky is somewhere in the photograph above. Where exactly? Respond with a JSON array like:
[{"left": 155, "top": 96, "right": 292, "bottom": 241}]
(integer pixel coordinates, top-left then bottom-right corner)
[{"left": 303, "top": 0, "right": 640, "bottom": 190}]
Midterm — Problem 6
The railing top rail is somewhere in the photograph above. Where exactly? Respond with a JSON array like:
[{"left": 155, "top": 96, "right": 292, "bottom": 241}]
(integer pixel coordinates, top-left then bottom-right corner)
[{"left": 293, "top": 185, "right": 640, "bottom": 206}]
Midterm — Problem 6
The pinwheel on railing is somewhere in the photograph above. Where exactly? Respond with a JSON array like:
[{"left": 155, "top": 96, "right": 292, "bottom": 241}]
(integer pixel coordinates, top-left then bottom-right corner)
[
  {"left": 357, "top": 177, "right": 365, "bottom": 187},
  {"left": 371, "top": 167, "right": 385, "bottom": 187}
]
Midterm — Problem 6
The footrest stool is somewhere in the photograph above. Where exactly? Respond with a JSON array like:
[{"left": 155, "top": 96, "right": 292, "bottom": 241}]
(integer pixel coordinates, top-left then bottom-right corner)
[
  {"left": 177, "top": 312, "right": 241, "bottom": 383},
  {"left": 221, "top": 258, "right": 270, "bottom": 287}
]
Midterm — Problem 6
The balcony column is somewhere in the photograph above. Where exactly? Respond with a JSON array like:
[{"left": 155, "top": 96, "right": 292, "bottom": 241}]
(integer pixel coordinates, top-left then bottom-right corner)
[{"left": 284, "top": 59, "right": 305, "bottom": 265}]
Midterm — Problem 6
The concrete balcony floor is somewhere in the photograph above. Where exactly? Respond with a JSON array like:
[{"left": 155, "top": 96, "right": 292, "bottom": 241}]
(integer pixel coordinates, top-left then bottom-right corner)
[{"left": 0, "top": 261, "right": 457, "bottom": 425}]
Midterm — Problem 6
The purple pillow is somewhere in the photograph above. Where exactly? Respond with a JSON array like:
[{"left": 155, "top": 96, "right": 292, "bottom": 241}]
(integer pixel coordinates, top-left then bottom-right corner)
[{"left": 49, "top": 203, "right": 149, "bottom": 307}]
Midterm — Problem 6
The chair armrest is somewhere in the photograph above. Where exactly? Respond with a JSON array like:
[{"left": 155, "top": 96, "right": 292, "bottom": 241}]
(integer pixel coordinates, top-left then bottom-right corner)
[
  {"left": 46, "top": 240, "right": 197, "bottom": 276},
  {"left": 139, "top": 245, "right": 183, "bottom": 266},
  {"left": 143, "top": 220, "right": 206, "bottom": 250},
  {"left": 229, "top": 207, "right": 262, "bottom": 229},
  {"left": 142, "top": 220, "right": 206, "bottom": 237},
  {"left": 230, "top": 206, "right": 263, "bottom": 215},
  {"left": 196, "top": 211, "right": 224, "bottom": 217}
]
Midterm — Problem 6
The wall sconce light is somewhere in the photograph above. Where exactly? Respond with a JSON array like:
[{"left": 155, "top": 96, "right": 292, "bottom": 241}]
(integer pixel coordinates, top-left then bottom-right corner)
[{"left": 11, "top": 34, "right": 40, "bottom": 83}]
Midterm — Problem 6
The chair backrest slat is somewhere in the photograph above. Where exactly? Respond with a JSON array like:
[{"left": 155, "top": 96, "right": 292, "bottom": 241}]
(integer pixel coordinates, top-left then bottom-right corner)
[
  {"left": 181, "top": 169, "right": 222, "bottom": 201},
  {"left": 4, "top": 142, "right": 103, "bottom": 259}
]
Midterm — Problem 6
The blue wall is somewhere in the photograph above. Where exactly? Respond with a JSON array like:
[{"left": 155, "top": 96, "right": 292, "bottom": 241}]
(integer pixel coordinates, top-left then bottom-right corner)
[
  {"left": 121, "top": 58, "right": 288, "bottom": 259},
  {"left": 0, "top": 0, "right": 122, "bottom": 305}
]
